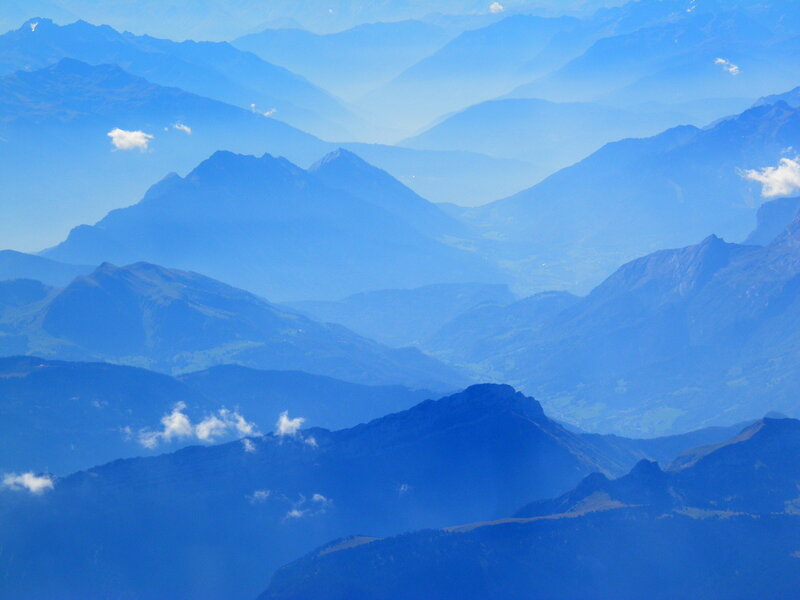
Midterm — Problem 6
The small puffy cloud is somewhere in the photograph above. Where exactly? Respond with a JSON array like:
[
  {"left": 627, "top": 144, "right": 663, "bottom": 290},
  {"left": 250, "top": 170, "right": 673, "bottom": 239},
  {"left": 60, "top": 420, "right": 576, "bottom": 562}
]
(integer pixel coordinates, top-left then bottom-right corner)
[
  {"left": 283, "top": 493, "right": 331, "bottom": 520},
  {"left": 715, "top": 57, "right": 741, "bottom": 76},
  {"left": 276, "top": 411, "right": 304, "bottom": 437},
  {"left": 242, "top": 438, "right": 257, "bottom": 453},
  {"left": 196, "top": 415, "right": 228, "bottom": 442},
  {"left": 489, "top": 2, "right": 505, "bottom": 13},
  {"left": 3, "top": 472, "right": 54, "bottom": 494},
  {"left": 743, "top": 157, "right": 800, "bottom": 198},
  {"left": 137, "top": 403, "right": 258, "bottom": 448},
  {"left": 107, "top": 128, "right": 153, "bottom": 151},
  {"left": 304, "top": 436, "right": 318, "bottom": 448},
  {"left": 248, "top": 489, "right": 271, "bottom": 504},
  {"left": 173, "top": 123, "right": 192, "bottom": 135}
]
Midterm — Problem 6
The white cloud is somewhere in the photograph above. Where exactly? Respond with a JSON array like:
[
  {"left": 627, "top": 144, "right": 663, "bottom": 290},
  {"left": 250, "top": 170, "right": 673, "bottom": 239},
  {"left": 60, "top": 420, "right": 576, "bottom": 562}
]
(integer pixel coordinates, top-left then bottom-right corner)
[
  {"left": 312, "top": 493, "right": 329, "bottom": 504},
  {"left": 196, "top": 415, "right": 228, "bottom": 442},
  {"left": 489, "top": 2, "right": 505, "bottom": 13},
  {"left": 3, "top": 472, "right": 54, "bottom": 494},
  {"left": 29, "top": 22, "right": 39, "bottom": 32},
  {"left": 173, "top": 123, "right": 192, "bottom": 135},
  {"left": 715, "top": 57, "right": 741, "bottom": 76},
  {"left": 286, "top": 508, "right": 306, "bottom": 518},
  {"left": 248, "top": 489, "right": 271, "bottom": 504},
  {"left": 743, "top": 157, "right": 800, "bottom": 198},
  {"left": 107, "top": 128, "right": 153, "bottom": 151},
  {"left": 242, "top": 438, "right": 257, "bottom": 453},
  {"left": 276, "top": 411, "right": 304, "bottom": 437},
  {"left": 137, "top": 403, "right": 258, "bottom": 448},
  {"left": 304, "top": 436, "right": 318, "bottom": 448}
]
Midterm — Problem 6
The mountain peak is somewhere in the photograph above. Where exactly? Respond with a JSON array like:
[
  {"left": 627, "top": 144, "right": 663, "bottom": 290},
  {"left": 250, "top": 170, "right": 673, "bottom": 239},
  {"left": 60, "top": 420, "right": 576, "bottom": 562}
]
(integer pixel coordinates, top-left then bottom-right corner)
[{"left": 309, "top": 148, "right": 367, "bottom": 171}]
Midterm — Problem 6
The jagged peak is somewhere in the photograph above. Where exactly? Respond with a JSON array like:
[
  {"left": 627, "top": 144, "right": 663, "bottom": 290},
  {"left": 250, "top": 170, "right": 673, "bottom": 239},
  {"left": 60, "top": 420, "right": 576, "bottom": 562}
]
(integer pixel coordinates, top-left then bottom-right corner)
[{"left": 308, "top": 148, "right": 368, "bottom": 172}]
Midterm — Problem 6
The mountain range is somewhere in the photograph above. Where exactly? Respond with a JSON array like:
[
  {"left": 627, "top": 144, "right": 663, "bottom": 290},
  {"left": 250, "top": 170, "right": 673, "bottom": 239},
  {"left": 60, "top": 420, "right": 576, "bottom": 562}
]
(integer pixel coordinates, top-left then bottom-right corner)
[
  {"left": 422, "top": 219, "right": 800, "bottom": 435},
  {"left": 0, "top": 262, "right": 466, "bottom": 390},
  {"left": 0, "top": 17, "right": 352, "bottom": 138},
  {"left": 290, "top": 283, "right": 515, "bottom": 347},
  {"left": 262, "top": 415, "right": 800, "bottom": 600},
  {"left": 43, "top": 149, "right": 501, "bottom": 300},
  {"left": 0, "top": 383, "right": 750, "bottom": 600},
  {"left": 461, "top": 98, "right": 800, "bottom": 293},
  {"left": 233, "top": 21, "right": 456, "bottom": 102},
  {"left": 0, "top": 356, "right": 433, "bottom": 475}
]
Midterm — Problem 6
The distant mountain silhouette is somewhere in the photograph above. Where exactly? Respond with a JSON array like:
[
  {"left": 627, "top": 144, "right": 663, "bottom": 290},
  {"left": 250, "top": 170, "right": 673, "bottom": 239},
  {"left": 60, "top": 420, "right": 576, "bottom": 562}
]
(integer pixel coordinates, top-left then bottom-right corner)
[
  {"left": 0, "top": 18, "right": 352, "bottom": 138},
  {"left": 426, "top": 223, "right": 800, "bottom": 435},
  {"left": 0, "top": 262, "right": 467, "bottom": 390},
  {"left": 0, "top": 250, "right": 90, "bottom": 286},
  {"left": 233, "top": 21, "right": 454, "bottom": 101},
  {"left": 45, "top": 150, "right": 502, "bottom": 300},
  {"left": 290, "top": 283, "right": 514, "bottom": 347},
  {"left": 464, "top": 100, "right": 800, "bottom": 294},
  {"left": 403, "top": 97, "right": 707, "bottom": 171},
  {"left": 744, "top": 195, "right": 800, "bottom": 245}
]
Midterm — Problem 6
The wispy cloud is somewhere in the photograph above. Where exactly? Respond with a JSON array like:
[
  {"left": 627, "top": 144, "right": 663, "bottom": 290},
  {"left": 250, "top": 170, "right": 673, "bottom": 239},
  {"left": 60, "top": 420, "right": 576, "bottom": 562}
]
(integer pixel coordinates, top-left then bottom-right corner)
[
  {"left": 137, "top": 402, "right": 258, "bottom": 448},
  {"left": 276, "top": 411, "right": 304, "bottom": 437},
  {"left": 250, "top": 104, "right": 278, "bottom": 118},
  {"left": 743, "top": 157, "right": 800, "bottom": 198},
  {"left": 284, "top": 492, "right": 331, "bottom": 519},
  {"left": 173, "top": 123, "right": 192, "bottom": 135},
  {"left": 489, "top": 2, "right": 505, "bottom": 14},
  {"left": 242, "top": 438, "right": 257, "bottom": 453},
  {"left": 107, "top": 128, "right": 153, "bottom": 151},
  {"left": 3, "top": 472, "right": 54, "bottom": 494},
  {"left": 715, "top": 57, "right": 741, "bottom": 76},
  {"left": 247, "top": 489, "right": 271, "bottom": 504}
]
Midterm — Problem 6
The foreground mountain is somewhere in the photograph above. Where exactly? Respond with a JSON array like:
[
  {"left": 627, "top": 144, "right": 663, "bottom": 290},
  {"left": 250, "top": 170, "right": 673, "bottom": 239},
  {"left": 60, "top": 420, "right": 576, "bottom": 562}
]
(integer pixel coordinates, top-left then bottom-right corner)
[
  {"left": 44, "top": 150, "right": 500, "bottom": 300},
  {"left": 0, "top": 356, "right": 433, "bottom": 475},
  {"left": 290, "top": 283, "right": 514, "bottom": 347},
  {"left": 0, "top": 262, "right": 466, "bottom": 390},
  {"left": 425, "top": 223, "right": 800, "bottom": 435},
  {"left": 465, "top": 99, "right": 800, "bottom": 293},
  {"left": 262, "top": 416, "right": 800, "bottom": 600},
  {"left": 0, "top": 383, "right": 726, "bottom": 600}
]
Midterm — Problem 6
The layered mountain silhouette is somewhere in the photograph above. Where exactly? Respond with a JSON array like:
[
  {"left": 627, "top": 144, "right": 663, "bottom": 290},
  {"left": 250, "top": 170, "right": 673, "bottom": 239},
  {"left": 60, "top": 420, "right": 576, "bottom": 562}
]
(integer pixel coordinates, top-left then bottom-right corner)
[
  {"left": 233, "top": 21, "right": 455, "bottom": 101},
  {"left": 402, "top": 97, "right": 708, "bottom": 170},
  {"left": 0, "top": 383, "right": 733, "bottom": 600},
  {"left": 0, "top": 356, "right": 433, "bottom": 475},
  {"left": 464, "top": 99, "right": 800, "bottom": 293},
  {"left": 425, "top": 222, "right": 800, "bottom": 435},
  {"left": 0, "top": 262, "right": 466, "bottom": 390},
  {"left": 361, "top": 15, "right": 580, "bottom": 132},
  {"left": 0, "top": 18, "right": 352, "bottom": 138},
  {"left": 290, "top": 283, "right": 514, "bottom": 347},
  {"left": 262, "top": 415, "right": 800, "bottom": 600},
  {"left": 0, "top": 58, "right": 328, "bottom": 248},
  {"left": 45, "top": 150, "right": 501, "bottom": 299},
  {"left": 0, "top": 250, "right": 90, "bottom": 286}
]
